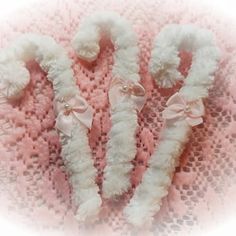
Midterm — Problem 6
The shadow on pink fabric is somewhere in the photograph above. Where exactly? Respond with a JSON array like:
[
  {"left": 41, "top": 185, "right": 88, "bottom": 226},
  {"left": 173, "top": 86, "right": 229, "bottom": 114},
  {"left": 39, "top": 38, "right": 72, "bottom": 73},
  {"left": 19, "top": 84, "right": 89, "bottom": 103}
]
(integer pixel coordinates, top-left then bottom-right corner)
[{"left": 0, "top": 0, "right": 236, "bottom": 235}]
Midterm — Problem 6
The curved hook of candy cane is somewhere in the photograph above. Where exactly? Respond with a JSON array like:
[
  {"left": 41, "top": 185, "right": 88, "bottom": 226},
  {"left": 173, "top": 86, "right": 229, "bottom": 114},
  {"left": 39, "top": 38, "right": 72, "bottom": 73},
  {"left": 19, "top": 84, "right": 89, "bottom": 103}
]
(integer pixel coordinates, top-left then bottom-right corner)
[
  {"left": 0, "top": 34, "right": 101, "bottom": 222},
  {"left": 149, "top": 24, "right": 220, "bottom": 100},
  {"left": 124, "top": 25, "right": 220, "bottom": 226},
  {"left": 72, "top": 12, "right": 145, "bottom": 199}
]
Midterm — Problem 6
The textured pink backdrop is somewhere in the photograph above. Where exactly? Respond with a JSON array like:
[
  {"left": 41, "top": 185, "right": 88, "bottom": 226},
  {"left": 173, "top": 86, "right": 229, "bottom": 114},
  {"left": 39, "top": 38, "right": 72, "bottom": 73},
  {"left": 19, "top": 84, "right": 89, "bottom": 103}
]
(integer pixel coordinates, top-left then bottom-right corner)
[{"left": 0, "top": 0, "right": 236, "bottom": 235}]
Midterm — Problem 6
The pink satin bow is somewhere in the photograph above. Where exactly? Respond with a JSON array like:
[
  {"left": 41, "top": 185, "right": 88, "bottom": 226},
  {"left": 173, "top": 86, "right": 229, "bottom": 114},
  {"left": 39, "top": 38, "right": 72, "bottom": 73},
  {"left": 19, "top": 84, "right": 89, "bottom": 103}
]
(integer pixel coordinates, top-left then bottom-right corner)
[
  {"left": 162, "top": 92, "right": 205, "bottom": 127},
  {"left": 108, "top": 78, "right": 146, "bottom": 112},
  {"left": 55, "top": 95, "right": 93, "bottom": 137}
]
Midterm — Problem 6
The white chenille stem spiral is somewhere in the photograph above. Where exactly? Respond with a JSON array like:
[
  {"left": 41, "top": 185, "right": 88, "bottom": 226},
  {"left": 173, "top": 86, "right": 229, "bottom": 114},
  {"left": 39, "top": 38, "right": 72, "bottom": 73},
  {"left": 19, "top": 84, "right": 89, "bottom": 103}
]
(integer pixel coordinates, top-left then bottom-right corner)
[
  {"left": 72, "top": 12, "right": 141, "bottom": 198},
  {"left": 124, "top": 25, "right": 220, "bottom": 226},
  {"left": 0, "top": 34, "right": 101, "bottom": 221}
]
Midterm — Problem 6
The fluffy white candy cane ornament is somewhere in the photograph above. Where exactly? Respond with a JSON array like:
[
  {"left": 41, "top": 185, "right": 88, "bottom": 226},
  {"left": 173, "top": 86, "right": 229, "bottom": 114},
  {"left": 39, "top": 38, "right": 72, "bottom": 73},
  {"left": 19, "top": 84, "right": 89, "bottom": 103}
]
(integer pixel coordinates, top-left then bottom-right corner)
[
  {"left": 0, "top": 34, "right": 101, "bottom": 221},
  {"left": 124, "top": 24, "right": 220, "bottom": 226},
  {"left": 72, "top": 12, "right": 146, "bottom": 198}
]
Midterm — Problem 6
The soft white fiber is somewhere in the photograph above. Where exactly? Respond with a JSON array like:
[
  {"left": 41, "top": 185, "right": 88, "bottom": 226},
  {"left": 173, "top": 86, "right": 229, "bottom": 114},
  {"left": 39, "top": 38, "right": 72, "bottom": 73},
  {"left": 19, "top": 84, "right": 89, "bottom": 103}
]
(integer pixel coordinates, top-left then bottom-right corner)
[
  {"left": 0, "top": 34, "right": 101, "bottom": 222},
  {"left": 124, "top": 24, "right": 220, "bottom": 226},
  {"left": 73, "top": 12, "right": 142, "bottom": 198}
]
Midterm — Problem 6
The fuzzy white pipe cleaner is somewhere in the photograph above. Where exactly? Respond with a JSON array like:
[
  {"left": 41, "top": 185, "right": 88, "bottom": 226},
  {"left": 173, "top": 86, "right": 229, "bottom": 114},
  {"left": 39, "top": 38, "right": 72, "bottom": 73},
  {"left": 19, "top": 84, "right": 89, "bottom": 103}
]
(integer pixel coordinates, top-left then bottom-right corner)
[
  {"left": 72, "top": 12, "right": 146, "bottom": 198},
  {"left": 0, "top": 34, "right": 102, "bottom": 221},
  {"left": 124, "top": 24, "right": 220, "bottom": 226}
]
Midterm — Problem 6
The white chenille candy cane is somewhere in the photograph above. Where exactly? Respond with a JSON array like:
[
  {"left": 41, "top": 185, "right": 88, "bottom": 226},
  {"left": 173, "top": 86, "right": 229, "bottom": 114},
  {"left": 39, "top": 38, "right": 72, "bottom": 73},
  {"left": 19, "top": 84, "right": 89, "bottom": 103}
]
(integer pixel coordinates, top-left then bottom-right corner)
[
  {"left": 124, "top": 24, "right": 220, "bottom": 226},
  {"left": 72, "top": 12, "right": 146, "bottom": 198},
  {"left": 0, "top": 34, "right": 101, "bottom": 222}
]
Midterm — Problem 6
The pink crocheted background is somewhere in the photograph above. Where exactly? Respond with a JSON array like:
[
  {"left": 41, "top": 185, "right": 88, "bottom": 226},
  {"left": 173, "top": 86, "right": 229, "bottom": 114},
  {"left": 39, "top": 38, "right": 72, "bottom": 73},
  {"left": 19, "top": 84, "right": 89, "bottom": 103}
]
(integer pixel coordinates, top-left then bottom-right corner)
[{"left": 0, "top": 0, "right": 236, "bottom": 235}]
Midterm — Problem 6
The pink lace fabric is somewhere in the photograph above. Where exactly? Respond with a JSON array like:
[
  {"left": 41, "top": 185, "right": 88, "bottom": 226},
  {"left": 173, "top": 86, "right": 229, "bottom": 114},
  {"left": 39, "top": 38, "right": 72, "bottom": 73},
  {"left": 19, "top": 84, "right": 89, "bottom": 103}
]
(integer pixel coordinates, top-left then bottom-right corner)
[{"left": 0, "top": 0, "right": 236, "bottom": 235}]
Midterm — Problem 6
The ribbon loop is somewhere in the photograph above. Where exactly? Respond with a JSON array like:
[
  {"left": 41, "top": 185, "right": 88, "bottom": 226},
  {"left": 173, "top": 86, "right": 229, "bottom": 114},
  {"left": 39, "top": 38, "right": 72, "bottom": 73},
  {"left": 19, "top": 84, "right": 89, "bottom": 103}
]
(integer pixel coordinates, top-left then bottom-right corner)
[
  {"left": 55, "top": 94, "right": 93, "bottom": 137},
  {"left": 108, "top": 78, "right": 146, "bottom": 112},
  {"left": 163, "top": 92, "right": 205, "bottom": 127}
]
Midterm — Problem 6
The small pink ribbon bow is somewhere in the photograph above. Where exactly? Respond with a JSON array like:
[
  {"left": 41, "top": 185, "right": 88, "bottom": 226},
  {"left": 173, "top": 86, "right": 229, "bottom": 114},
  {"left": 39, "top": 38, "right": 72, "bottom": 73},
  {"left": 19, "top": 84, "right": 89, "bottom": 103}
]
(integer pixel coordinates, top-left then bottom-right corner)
[
  {"left": 162, "top": 92, "right": 205, "bottom": 127},
  {"left": 55, "top": 95, "right": 93, "bottom": 137},
  {"left": 108, "top": 78, "right": 146, "bottom": 112}
]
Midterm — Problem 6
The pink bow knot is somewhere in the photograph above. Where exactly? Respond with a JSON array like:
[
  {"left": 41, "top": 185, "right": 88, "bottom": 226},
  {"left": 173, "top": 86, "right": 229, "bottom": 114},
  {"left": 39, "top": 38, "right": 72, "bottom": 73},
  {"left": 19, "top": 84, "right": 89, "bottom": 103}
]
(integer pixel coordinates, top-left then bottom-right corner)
[
  {"left": 108, "top": 78, "right": 146, "bottom": 112},
  {"left": 55, "top": 95, "right": 93, "bottom": 137},
  {"left": 162, "top": 92, "right": 205, "bottom": 127}
]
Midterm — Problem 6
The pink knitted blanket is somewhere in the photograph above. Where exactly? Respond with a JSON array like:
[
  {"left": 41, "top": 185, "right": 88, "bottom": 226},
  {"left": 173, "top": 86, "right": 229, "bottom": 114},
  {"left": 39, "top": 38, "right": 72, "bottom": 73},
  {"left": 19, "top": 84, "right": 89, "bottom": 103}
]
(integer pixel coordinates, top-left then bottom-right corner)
[{"left": 0, "top": 0, "right": 236, "bottom": 235}]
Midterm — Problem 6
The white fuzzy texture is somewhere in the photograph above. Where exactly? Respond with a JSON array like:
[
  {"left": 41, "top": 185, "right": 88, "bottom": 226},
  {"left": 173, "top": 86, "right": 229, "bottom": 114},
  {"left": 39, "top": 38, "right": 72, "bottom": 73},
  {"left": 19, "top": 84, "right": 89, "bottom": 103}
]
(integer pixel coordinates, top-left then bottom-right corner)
[
  {"left": 149, "top": 24, "right": 220, "bottom": 100},
  {"left": 124, "top": 25, "right": 220, "bottom": 226},
  {"left": 0, "top": 34, "right": 101, "bottom": 222},
  {"left": 72, "top": 12, "right": 141, "bottom": 198}
]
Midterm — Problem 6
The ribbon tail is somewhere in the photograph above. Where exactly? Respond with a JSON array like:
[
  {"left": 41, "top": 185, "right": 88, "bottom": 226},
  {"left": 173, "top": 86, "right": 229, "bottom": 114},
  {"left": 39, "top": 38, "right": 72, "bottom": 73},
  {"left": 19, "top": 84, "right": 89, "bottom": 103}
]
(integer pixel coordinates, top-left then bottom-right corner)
[
  {"left": 108, "top": 86, "right": 126, "bottom": 109},
  {"left": 166, "top": 92, "right": 185, "bottom": 106},
  {"left": 55, "top": 112, "right": 74, "bottom": 137},
  {"left": 132, "top": 95, "right": 146, "bottom": 112},
  {"left": 73, "top": 105, "right": 94, "bottom": 129},
  {"left": 190, "top": 100, "right": 205, "bottom": 117},
  {"left": 186, "top": 117, "right": 203, "bottom": 127}
]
